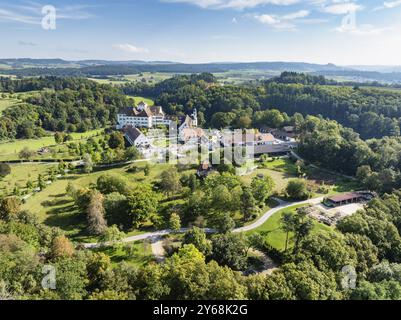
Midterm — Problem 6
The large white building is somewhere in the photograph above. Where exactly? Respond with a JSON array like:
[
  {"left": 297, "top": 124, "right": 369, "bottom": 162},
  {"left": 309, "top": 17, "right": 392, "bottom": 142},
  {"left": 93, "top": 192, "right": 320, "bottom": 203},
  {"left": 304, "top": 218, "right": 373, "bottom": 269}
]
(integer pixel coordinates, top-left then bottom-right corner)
[{"left": 117, "top": 101, "right": 197, "bottom": 129}]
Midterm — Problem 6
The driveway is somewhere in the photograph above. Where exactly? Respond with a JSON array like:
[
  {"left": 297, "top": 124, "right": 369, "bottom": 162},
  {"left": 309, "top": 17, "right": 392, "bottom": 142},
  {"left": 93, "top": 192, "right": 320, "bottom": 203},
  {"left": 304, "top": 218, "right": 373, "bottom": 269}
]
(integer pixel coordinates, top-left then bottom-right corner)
[
  {"left": 234, "top": 196, "right": 324, "bottom": 233},
  {"left": 83, "top": 197, "right": 324, "bottom": 249}
]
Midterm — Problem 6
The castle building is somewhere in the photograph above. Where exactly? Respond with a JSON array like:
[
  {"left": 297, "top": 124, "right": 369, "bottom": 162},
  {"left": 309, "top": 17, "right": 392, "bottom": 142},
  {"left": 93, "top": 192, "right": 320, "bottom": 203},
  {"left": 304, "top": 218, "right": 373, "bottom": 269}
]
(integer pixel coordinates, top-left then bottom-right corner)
[{"left": 117, "top": 101, "right": 197, "bottom": 130}]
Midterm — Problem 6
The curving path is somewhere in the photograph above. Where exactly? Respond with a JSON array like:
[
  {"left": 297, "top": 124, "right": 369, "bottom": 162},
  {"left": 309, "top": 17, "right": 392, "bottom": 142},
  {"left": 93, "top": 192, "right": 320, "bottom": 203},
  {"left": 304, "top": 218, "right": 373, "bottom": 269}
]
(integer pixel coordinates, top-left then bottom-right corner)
[
  {"left": 83, "top": 197, "right": 324, "bottom": 249},
  {"left": 233, "top": 196, "right": 324, "bottom": 233}
]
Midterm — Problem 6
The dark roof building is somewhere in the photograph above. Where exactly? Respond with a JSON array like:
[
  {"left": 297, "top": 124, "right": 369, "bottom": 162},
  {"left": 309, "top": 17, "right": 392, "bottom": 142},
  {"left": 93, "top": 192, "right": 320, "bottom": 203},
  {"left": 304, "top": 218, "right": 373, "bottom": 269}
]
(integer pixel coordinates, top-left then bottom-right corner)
[
  {"left": 326, "top": 191, "right": 376, "bottom": 207},
  {"left": 253, "top": 143, "right": 292, "bottom": 156},
  {"left": 196, "top": 161, "right": 213, "bottom": 179}
]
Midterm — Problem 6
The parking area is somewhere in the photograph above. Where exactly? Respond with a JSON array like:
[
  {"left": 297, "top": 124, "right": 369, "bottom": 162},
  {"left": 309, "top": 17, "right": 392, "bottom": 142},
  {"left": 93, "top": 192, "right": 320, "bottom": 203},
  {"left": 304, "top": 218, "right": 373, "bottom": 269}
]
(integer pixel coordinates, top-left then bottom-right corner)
[
  {"left": 316, "top": 202, "right": 365, "bottom": 217},
  {"left": 304, "top": 202, "right": 366, "bottom": 226}
]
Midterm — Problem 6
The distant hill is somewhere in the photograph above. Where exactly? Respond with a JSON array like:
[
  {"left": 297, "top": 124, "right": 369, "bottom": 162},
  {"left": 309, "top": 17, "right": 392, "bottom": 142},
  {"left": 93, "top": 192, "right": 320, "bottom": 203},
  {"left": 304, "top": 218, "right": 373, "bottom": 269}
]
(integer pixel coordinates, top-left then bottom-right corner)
[
  {"left": 0, "top": 58, "right": 75, "bottom": 68},
  {"left": 2, "top": 59, "right": 401, "bottom": 83},
  {"left": 0, "top": 59, "right": 346, "bottom": 71},
  {"left": 313, "top": 70, "right": 401, "bottom": 83}
]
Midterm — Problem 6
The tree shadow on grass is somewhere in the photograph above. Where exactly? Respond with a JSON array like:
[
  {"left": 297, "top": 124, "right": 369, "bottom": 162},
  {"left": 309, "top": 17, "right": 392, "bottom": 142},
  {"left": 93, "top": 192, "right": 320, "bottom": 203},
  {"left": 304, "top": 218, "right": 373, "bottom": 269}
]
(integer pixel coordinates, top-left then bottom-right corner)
[
  {"left": 49, "top": 193, "right": 68, "bottom": 198},
  {"left": 58, "top": 176, "right": 79, "bottom": 181},
  {"left": 46, "top": 204, "right": 76, "bottom": 215},
  {"left": 41, "top": 199, "right": 72, "bottom": 208},
  {"left": 45, "top": 210, "right": 85, "bottom": 232}
]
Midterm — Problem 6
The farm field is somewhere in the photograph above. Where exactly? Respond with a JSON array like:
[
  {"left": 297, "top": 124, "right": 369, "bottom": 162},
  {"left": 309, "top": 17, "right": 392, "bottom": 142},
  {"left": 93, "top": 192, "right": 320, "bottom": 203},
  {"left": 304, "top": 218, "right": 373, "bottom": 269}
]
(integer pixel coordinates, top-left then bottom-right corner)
[
  {"left": 87, "top": 77, "right": 128, "bottom": 85},
  {"left": 214, "top": 70, "right": 279, "bottom": 84},
  {"left": 89, "top": 72, "right": 175, "bottom": 85},
  {"left": 123, "top": 72, "right": 175, "bottom": 83}
]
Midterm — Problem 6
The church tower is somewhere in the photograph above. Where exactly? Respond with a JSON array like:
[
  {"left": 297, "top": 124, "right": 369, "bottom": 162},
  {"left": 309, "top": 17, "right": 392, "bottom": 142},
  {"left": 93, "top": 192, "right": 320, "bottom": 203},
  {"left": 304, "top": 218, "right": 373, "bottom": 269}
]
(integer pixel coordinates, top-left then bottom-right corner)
[{"left": 192, "top": 108, "right": 198, "bottom": 127}]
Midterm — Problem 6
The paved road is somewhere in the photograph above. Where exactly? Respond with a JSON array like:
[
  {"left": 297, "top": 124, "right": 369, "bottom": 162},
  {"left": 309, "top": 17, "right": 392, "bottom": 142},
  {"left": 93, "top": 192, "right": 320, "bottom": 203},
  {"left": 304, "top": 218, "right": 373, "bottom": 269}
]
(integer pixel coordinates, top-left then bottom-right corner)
[
  {"left": 83, "top": 198, "right": 324, "bottom": 249},
  {"left": 233, "top": 196, "right": 324, "bottom": 233}
]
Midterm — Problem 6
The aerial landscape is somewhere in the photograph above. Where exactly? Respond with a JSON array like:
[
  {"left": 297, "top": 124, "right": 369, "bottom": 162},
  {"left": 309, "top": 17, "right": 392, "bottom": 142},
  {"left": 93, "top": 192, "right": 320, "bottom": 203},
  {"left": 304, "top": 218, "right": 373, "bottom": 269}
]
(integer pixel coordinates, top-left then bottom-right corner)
[{"left": 2, "top": 0, "right": 401, "bottom": 308}]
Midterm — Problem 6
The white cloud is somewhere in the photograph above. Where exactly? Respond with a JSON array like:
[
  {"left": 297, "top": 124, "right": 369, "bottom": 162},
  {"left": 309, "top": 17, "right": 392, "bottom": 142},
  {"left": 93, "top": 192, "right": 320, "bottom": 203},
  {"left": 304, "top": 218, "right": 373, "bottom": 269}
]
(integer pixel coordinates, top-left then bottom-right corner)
[
  {"left": 383, "top": 0, "right": 401, "bottom": 8},
  {"left": 0, "top": 8, "right": 39, "bottom": 24},
  {"left": 161, "top": 0, "right": 299, "bottom": 10},
  {"left": 255, "top": 14, "right": 280, "bottom": 25},
  {"left": 113, "top": 43, "right": 149, "bottom": 53},
  {"left": 282, "top": 9, "right": 309, "bottom": 19},
  {"left": 323, "top": 2, "right": 363, "bottom": 15},
  {"left": 0, "top": 3, "right": 96, "bottom": 25},
  {"left": 254, "top": 9, "right": 310, "bottom": 29},
  {"left": 374, "top": 0, "right": 401, "bottom": 10}
]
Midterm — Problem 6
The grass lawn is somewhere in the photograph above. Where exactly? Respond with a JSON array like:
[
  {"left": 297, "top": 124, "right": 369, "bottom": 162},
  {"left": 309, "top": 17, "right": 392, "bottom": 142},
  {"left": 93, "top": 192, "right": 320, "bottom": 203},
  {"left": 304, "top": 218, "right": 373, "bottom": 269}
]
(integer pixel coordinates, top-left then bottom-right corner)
[
  {"left": 21, "top": 161, "right": 194, "bottom": 242},
  {"left": 94, "top": 241, "right": 154, "bottom": 268},
  {"left": 0, "top": 96, "right": 22, "bottom": 112},
  {"left": 241, "top": 157, "right": 359, "bottom": 198},
  {"left": 0, "top": 91, "right": 43, "bottom": 113},
  {"left": 261, "top": 158, "right": 298, "bottom": 175},
  {"left": 246, "top": 204, "right": 334, "bottom": 251},
  {"left": 240, "top": 167, "right": 290, "bottom": 193},
  {"left": 131, "top": 96, "right": 155, "bottom": 106},
  {"left": 0, "top": 129, "right": 103, "bottom": 161},
  {"left": 0, "top": 163, "right": 57, "bottom": 195}
]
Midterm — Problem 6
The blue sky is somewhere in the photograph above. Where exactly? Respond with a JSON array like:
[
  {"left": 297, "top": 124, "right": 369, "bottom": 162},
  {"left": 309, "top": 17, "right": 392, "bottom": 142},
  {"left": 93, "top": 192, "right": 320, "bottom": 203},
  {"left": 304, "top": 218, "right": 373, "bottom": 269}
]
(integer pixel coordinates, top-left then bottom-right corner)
[{"left": 0, "top": 0, "right": 401, "bottom": 65}]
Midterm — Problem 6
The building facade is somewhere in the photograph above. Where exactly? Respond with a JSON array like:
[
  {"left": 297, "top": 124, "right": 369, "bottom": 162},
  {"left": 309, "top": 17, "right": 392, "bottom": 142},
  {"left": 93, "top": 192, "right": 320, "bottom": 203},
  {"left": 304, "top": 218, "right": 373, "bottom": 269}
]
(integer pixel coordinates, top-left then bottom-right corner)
[{"left": 117, "top": 102, "right": 197, "bottom": 129}]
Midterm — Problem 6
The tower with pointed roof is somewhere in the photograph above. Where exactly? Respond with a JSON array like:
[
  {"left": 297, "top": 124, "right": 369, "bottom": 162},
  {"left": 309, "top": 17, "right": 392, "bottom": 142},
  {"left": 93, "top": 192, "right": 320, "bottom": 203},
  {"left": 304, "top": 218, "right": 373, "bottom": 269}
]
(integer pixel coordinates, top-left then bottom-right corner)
[{"left": 192, "top": 108, "right": 198, "bottom": 127}]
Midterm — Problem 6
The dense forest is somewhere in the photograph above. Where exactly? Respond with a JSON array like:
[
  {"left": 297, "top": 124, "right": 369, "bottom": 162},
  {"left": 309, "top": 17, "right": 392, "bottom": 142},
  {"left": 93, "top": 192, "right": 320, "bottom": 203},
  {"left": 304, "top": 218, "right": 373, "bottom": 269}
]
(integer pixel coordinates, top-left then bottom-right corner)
[
  {"left": 0, "top": 77, "right": 131, "bottom": 140},
  {"left": 2, "top": 74, "right": 401, "bottom": 189},
  {"left": 3, "top": 73, "right": 401, "bottom": 301},
  {"left": 123, "top": 72, "right": 401, "bottom": 139},
  {"left": 2, "top": 188, "right": 401, "bottom": 300},
  {"left": 297, "top": 115, "right": 401, "bottom": 192},
  {"left": 0, "top": 61, "right": 345, "bottom": 77},
  {"left": 261, "top": 79, "right": 401, "bottom": 139},
  {"left": 2, "top": 73, "right": 401, "bottom": 140}
]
